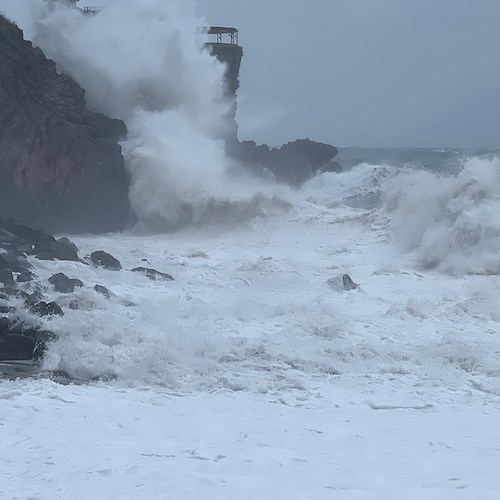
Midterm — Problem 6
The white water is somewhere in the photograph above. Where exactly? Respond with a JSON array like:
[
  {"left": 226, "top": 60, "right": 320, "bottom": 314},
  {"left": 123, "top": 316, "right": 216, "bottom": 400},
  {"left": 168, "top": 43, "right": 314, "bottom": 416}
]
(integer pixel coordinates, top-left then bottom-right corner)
[
  {"left": 3, "top": 161, "right": 500, "bottom": 498},
  {"left": 385, "top": 156, "right": 500, "bottom": 274},
  {"left": 12, "top": 160, "right": 493, "bottom": 394}
]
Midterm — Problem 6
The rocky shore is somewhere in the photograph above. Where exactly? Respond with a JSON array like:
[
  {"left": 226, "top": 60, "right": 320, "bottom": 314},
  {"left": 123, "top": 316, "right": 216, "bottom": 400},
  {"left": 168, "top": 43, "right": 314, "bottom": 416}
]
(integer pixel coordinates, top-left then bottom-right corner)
[{"left": 0, "top": 217, "right": 173, "bottom": 375}]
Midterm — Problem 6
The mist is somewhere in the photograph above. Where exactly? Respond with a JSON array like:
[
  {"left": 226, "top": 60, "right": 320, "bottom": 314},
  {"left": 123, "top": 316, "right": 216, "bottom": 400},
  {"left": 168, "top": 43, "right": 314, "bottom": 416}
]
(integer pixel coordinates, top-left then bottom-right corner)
[
  {"left": 4, "top": 0, "right": 498, "bottom": 149},
  {"left": 1, "top": 0, "right": 288, "bottom": 229}
]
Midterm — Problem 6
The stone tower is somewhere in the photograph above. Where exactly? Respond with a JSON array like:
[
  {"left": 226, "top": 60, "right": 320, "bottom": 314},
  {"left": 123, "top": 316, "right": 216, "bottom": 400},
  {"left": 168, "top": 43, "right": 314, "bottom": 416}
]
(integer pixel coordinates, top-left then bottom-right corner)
[{"left": 204, "top": 27, "right": 243, "bottom": 146}]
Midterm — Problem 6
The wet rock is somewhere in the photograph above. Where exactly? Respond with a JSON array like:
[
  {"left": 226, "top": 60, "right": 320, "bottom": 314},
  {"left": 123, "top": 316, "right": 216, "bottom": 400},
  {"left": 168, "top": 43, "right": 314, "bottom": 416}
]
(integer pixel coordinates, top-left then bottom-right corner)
[
  {"left": 0, "top": 251, "right": 32, "bottom": 272},
  {"left": 25, "top": 329, "right": 57, "bottom": 343},
  {"left": 5, "top": 321, "right": 57, "bottom": 343},
  {"left": 0, "top": 306, "right": 16, "bottom": 314},
  {"left": 16, "top": 243, "right": 34, "bottom": 254},
  {"left": 1, "top": 287, "right": 32, "bottom": 304},
  {"left": 0, "top": 316, "right": 12, "bottom": 334},
  {"left": 17, "top": 271, "right": 34, "bottom": 283},
  {"left": 342, "top": 274, "right": 358, "bottom": 290},
  {"left": 131, "top": 267, "right": 174, "bottom": 281},
  {"left": 0, "top": 269, "right": 14, "bottom": 286},
  {"left": 0, "top": 227, "right": 16, "bottom": 244},
  {"left": 0, "top": 254, "right": 10, "bottom": 269},
  {"left": 68, "top": 300, "right": 81, "bottom": 311},
  {"left": 0, "top": 334, "right": 36, "bottom": 361},
  {"left": 94, "top": 284, "right": 111, "bottom": 299},
  {"left": 49, "top": 273, "right": 84, "bottom": 293},
  {"left": 57, "top": 237, "right": 79, "bottom": 254},
  {"left": 327, "top": 274, "right": 359, "bottom": 292},
  {"left": 30, "top": 301, "right": 64, "bottom": 317},
  {"left": 34, "top": 235, "right": 79, "bottom": 261},
  {"left": 230, "top": 138, "right": 339, "bottom": 186},
  {"left": 90, "top": 251, "right": 122, "bottom": 271},
  {"left": 27, "top": 291, "right": 44, "bottom": 307},
  {"left": 0, "top": 220, "right": 44, "bottom": 245}
]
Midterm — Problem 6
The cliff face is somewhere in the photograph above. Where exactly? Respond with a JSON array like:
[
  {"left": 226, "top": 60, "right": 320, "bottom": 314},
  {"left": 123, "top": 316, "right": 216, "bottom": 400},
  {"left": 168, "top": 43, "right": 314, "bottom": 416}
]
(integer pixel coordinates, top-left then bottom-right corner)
[
  {"left": 0, "top": 15, "right": 130, "bottom": 233},
  {"left": 230, "top": 139, "right": 340, "bottom": 186}
]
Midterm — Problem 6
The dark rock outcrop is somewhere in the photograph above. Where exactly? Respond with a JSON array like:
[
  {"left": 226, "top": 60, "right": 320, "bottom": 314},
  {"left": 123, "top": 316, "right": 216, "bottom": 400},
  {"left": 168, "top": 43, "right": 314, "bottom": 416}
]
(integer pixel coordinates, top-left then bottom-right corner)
[
  {"left": 327, "top": 274, "right": 359, "bottom": 292},
  {"left": 0, "top": 334, "right": 37, "bottom": 361},
  {"left": 30, "top": 301, "right": 64, "bottom": 317},
  {"left": 0, "top": 15, "right": 130, "bottom": 233},
  {"left": 0, "top": 218, "right": 80, "bottom": 261},
  {"left": 131, "top": 267, "right": 174, "bottom": 281},
  {"left": 229, "top": 138, "right": 341, "bottom": 186},
  {"left": 0, "top": 316, "right": 12, "bottom": 333},
  {"left": 49, "top": 273, "right": 84, "bottom": 293},
  {"left": 90, "top": 251, "right": 122, "bottom": 271},
  {"left": 34, "top": 236, "right": 80, "bottom": 261},
  {"left": 342, "top": 274, "right": 358, "bottom": 291},
  {"left": 94, "top": 284, "right": 111, "bottom": 299},
  {"left": 0, "top": 269, "right": 14, "bottom": 286},
  {"left": 0, "top": 251, "right": 32, "bottom": 272},
  {"left": 16, "top": 271, "right": 34, "bottom": 283}
]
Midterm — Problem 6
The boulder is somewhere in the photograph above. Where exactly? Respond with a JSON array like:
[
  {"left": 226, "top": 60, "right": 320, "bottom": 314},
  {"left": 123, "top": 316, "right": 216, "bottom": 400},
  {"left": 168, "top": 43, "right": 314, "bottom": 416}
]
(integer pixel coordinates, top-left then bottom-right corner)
[
  {"left": 33, "top": 235, "right": 79, "bottom": 261},
  {"left": 1, "top": 287, "right": 32, "bottom": 304},
  {"left": 342, "top": 274, "right": 358, "bottom": 291},
  {"left": 94, "top": 284, "right": 111, "bottom": 299},
  {"left": 16, "top": 243, "right": 34, "bottom": 254},
  {"left": 131, "top": 267, "right": 174, "bottom": 281},
  {"left": 0, "top": 228, "right": 16, "bottom": 244},
  {"left": 0, "top": 270, "right": 14, "bottom": 286},
  {"left": 0, "top": 254, "right": 10, "bottom": 270},
  {"left": 229, "top": 138, "right": 339, "bottom": 186},
  {"left": 0, "top": 15, "right": 130, "bottom": 233},
  {"left": 0, "top": 316, "right": 12, "bottom": 334},
  {"left": 327, "top": 274, "right": 359, "bottom": 292},
  {"left": 16, "top": 271, "right": 34, "bottom": 283},
  {"left": 1, "top": 320, "right": 56, "bottom": 343},
  {"left": 0, "top": 220, "right": 47, "bottom": 246},
  {"left": 90, "top": 251, "right": 122, "bottom": 271},
  {"left": 0, "top": 334, "right": 37, "bottom": 361},
  {"left": 30, "top": 301, "right": 64, "bottom": 317},
  {"left": 49, "top": 273, "right": 83, "bottom": 293},
  {"left": 0, "top": 251, "right": 32, "bottom": 272}
]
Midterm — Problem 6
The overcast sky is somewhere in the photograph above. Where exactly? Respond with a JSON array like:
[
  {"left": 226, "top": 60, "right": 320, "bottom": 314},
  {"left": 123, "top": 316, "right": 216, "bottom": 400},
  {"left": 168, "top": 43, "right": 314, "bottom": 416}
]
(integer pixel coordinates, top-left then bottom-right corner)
[
  {"left": 35, "top": 1, "right": 500, "bottom": 148},
  {"left": 195, "top": 0, "right": 500, "bottom": 149}
]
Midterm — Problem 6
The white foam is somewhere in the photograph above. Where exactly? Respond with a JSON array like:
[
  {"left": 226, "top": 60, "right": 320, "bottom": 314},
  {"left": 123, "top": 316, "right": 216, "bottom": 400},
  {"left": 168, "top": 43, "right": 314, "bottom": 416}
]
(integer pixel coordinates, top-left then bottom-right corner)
[{"left": 384, "top": 156, "right": 500, "bottom": 274}]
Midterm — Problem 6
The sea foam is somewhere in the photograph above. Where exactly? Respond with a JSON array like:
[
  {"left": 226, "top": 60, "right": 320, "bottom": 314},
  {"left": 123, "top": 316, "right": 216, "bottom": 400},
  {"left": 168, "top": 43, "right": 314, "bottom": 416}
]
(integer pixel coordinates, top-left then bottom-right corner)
[{"left": 383, "top": 156, "right": 500, "bottom": 275}]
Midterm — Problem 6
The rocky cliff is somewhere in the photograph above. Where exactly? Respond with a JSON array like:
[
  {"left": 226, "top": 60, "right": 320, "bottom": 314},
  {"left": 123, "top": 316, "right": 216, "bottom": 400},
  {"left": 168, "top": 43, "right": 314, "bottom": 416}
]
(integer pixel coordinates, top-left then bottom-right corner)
[
  {"left": 0, "top": 15, "right": 130, "bottom": 233},
  {"left": 230, "top": 138, "right": 340, "bottom": 186}
]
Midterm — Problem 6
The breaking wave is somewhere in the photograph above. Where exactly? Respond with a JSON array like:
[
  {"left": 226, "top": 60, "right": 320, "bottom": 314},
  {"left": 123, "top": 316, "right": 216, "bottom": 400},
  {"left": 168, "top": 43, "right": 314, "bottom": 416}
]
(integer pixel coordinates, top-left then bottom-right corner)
[
  {"left": 383, "top": 155, "right": 500, "bottom": 275},
  {"left": 6, "top": 0, "right": 285, "bottom": 229}
]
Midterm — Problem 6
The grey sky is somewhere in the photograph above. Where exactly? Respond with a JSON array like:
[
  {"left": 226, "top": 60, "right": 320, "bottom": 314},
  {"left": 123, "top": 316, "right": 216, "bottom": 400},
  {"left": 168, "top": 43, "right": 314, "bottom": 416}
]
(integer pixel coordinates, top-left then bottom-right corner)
[
  {"left": 194, "top": 0, "right": 500, "bottom": 149},
  {"left": 33, "top": 1, "right": 500, "bottom": 148}
]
